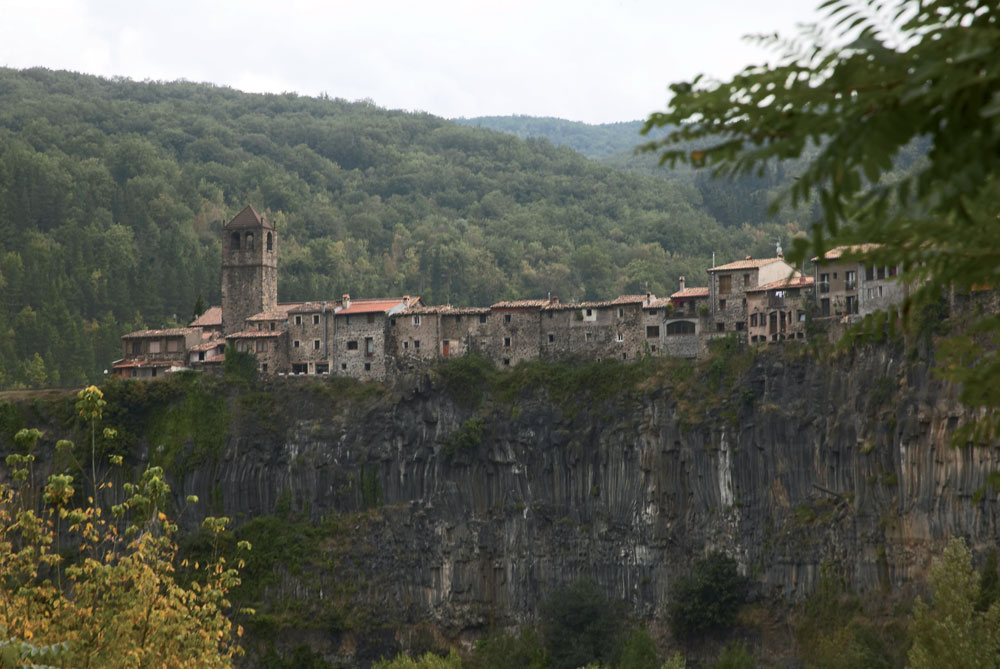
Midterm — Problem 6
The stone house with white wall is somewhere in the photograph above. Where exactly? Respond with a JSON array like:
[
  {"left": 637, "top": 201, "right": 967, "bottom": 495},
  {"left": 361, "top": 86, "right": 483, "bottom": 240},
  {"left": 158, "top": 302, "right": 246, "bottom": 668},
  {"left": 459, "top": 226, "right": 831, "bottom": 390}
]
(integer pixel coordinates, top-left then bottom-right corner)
[
  {"left": 707, "top": 257, "right": 796, "bottom": 337},
  {"left": 746, "top": 275, "right": 813, "bottom": 344}
]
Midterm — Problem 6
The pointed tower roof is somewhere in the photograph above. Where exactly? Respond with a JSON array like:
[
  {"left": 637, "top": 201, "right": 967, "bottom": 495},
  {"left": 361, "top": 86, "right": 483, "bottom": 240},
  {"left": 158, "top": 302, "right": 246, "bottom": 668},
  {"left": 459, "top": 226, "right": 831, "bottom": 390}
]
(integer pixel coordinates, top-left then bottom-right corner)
[{"left": 225, "top": 205, "right": 274, "bottom": 230}]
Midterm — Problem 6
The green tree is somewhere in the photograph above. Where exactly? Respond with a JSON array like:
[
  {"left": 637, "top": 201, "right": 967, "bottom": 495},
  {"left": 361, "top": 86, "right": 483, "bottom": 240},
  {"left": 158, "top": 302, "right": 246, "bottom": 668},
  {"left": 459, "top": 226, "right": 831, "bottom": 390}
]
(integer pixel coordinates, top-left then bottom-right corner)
[
  {"left": 540, "top": 579, "right": 623, "bottom": 669},
  {"left": 23, "top": 352, "right": 47, "bottom": 389},
  {"left": 619, "top": 627, "right": 659, "bottom": 669},
  {"left": 668, "top": 552, "right": 749, "bottom": 642},
  {"left": 642, "top": 0, "right": 1000, "bottom": 435},
  {"left": 909, "top": 538, "right": 1000, "bottom": 669}
]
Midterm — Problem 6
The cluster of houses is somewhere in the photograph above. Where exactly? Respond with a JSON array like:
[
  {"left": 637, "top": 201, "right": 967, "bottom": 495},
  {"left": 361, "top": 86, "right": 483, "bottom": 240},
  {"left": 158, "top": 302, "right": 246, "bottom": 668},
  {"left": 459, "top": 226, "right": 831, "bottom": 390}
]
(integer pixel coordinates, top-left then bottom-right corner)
[{"left": 112, "top": 207, "right": 906, "bottom": 381}]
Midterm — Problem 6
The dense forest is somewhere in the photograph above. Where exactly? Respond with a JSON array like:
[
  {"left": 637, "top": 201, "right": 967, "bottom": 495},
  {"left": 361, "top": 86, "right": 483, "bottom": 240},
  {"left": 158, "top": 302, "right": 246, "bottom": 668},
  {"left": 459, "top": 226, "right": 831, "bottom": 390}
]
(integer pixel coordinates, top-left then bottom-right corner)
[{"left": 0, "top": 67, "right": 802, "bottom": 389}]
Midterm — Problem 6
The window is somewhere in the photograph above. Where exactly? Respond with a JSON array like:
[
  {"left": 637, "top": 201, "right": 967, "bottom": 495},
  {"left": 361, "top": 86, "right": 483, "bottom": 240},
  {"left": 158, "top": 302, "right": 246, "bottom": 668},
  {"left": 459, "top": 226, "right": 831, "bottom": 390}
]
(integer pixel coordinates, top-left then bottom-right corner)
[
  {"left": 257, "top": 340, "right": 268, "bottom": 352},
  {"left": 845, "top": 270, "right": 857, "bottom": 291},
  {"left": 716, "top": 322, "right": 725, "bottom": 332},
  {"left": 295, "top": 315, "right": 302, "bottom": 325},
  {"left": 889, "top": 265, "right": 897, "bottom": 277},
  {"left": 261, "top": 363, "right": 268, "bottom": 373},
  {"left": 585, "top": 332, "right": 592, "bottom": 341},
  {"left": 750, "top": 314, "right": 758, "bottom": 327},
  {"left": 833, "top": 272, "right": 838, "bottom": 279},
  {"left": 313, "top": 340, "right": 320, "bottom": 350},
  {"left": 413, "top": 316, "right": 420, "bottom": 325},
  {"left": 646, "top": 325, "right": 660, "bottom": 338},
  {"left": 719, "top": 299, "right": 726, "bottom": 311},
  {"left": 341, "top": 363, "right": 347, "bottom": 370},
  {"left": 367, "top": 314, "right": 375, "bottom": 324},
  {"left": 149, "top": 341, "right": 161, "bottom": 353},
  {"left": 503, "top": 358, "right": 510, "bottom": 366},
  {"left": 270, "top": 322, "right": 275, "bottom": 330},
  {"left": 316, "top": 363, "right": 329, "bottom": 374},
  {"left": 877, "top": 266, "right": 886, "bottom": 280},
  {"left": 131, "top": 341, "right": 142, "bottom": 354},
  {"left": 845, "top": 295, "right": 858, "bottom": 314},
  {"left": 647, "top": 309, "right": 657, "bottom": 316},
  {"left": 504, "top": 314, "right": 511, "bottom": 323},
  {"left": 236, "top": 341, "right": 247, "bottom": 353},
  {"left": 719, "top": 275, "right": 732, "bottom": 294},
  {"left": 403, "top": 341, "right": 409, "bottom": 349},
  {"left": 167, "top": 339, "right": 179, "bottom": 352},
  {"left": 455, "top": 315, "right": 462, "bottom": 324},
  {"left": 503, "top": 337, "right": 511, "bottom": 347},
  {"left": 616, "top": 333, "right": 624, "bottom": 342},
  {"left": 293, "top": 340, "right": 300, "bottom": 348},
  {"left": 313, "top": 314, "right": 320, "bottom": 325},
  {"left": 266, "top": 232, "right": 273, "bottom": 251},
  {"left": 798, "top": 310, "right": 806, "bottom": 322},
  {"left": 390, "top": 318, "right": 396, "bottom": 326},
  {"left": 548, "top": 334, "right": 554, "bottom": 343},
  {"left": 866, "top": 266, "right": 875, "bottom": 281},
  {"left": 151, "top": 368, "right": 157, "bottom": 378},
  {"left": 347, "top": 340, "right": 358, "bottom": 350},
  {"left": 479, "top": 314, "right": 488, "bottom": 324},
  {"left": 293, "top": 364, "right": 307, "bottom": 374},
  {"left": 413, "top": 340, "right": 420, "bottom": 350},
  {"left": 585, "top": 309, "right": 593, "bottom": 317},
  {"left": 622, "top": 353, "right": 627, "bottom": 360},
  {"left": 821, "top": 298, "right": 831, "bottom": 316},
  {"left": 743, "top": 273, "right": 751, "bottom": 287},
  {"left": 736, "top": 322, "right": 745, "bottom": 331},
  {"left": 366, "top": 337, "right": 374, "bottom": 356},
  {"left": 666, "top": 321, "right": 696, "bottom": 335},
  {"left": 364, "top": 363, "right": 371, "bottom": 371},
  {"left": 245, "top": 232, "right": 254, "bottom": 250},
  {"left": 230, "top": 231, "right": 241, "bottom": 250},
  {"left": 819, "top": 273, "right": 830, "bottom": 293},
  {"left": 617, "top": 308, "right": 624, "bottom": 318}
]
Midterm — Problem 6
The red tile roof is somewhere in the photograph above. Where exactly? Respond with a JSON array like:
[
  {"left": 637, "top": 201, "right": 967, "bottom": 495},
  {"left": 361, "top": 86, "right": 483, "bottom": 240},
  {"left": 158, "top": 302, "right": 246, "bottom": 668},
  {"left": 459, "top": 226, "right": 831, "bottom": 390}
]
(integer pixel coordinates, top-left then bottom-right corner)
[
  {"left": 708, "top": 257, "right": 787, "bottom": 272},
  {"left": 287, "top": 301, "right": 335, "bottom": 313},
  {"left": 113, "top": 359, "right": 184, "bottom": 369},
  {"left": 812, "top": 243, "right": 882, "bottom": 262},
  {"left": 190, "top": 306, "right": 222, "bottom": 327},
  {"left": 226, "top": 205, "right": 274, "bottom": 230},
  {"left": 226, "top": 329, "right": 282, "bottom": 339},
  {"left": 189, "top": 339, "right": 227, "bottom": 352},
  {"left": 746, "top": 275, "right": 814, "bottom": 293},
  {"left": 491, "top": 299, "right": 551, "bottom": 310},
  {"left": 337, "top": 298, "right": 410, "bottom": 315},
  {"left": 670, "top": 287, "right": 709, "bottom": 299},
  {"left": 122, "top": 328, "right": 199, "bottom": 339},
  {"left": 246, "top": 303, "right": 304, "bottom": 321}
]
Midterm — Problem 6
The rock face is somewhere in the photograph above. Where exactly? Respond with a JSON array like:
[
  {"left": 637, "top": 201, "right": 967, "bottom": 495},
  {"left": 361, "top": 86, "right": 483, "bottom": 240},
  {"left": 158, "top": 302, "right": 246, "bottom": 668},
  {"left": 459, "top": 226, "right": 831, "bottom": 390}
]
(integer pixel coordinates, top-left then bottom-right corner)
[
  {"left": 3, "top": 344, "right": 996, "bottom": 663},
  {"left": 164, "top": 345, "right": 999, "bottom": 634}
]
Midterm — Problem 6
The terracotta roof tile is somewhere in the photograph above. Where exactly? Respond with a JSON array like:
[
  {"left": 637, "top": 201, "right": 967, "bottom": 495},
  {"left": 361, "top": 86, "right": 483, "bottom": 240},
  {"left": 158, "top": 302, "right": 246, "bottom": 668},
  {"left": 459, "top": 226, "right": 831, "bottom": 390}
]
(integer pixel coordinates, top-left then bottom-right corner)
[
  {"left": 337, "top": 298, "right": 409, "bottom": 315},
  {"left": 225, "top": 205, "right": 274, "bottom": 230},
  {"left": 226, "top": 329, "right": 282, "bottom": 339},
  {"left": 670, "top": 287, "right": 709, "bottom": 299},
  {"left": 746, "top": 276, "right": 814, "bottom": 293},
  {"left": 708, "top": 257, "right": 787, "bottom": 272},
  {"left": 189, "top": 340, "right": 227, "bottom": 352},
  {"left": 190, "top": 306, "right": 222, "bottom": 327},
  {"left": 491, "top": 299, "right": 551, "bottom": 310},
  {"left": 113, "top": 359, "right": 184, "bottom": 369},
  {"left": 122, "top": 327, "right": 199, "bottom": 339},
  {"left": 245, "top": 303, "right": 305, "bottom": 321},
  {"left": 811, "top": 243, "right": 882, "bottom": 262}
]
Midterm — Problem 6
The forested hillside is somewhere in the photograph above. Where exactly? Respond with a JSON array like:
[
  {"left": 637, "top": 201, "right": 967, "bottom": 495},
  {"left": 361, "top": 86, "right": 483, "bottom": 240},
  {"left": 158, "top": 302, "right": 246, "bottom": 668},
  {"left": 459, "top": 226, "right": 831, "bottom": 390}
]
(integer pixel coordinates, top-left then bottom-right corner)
[
  {"left": 452, "top": 116, "right": 650, "bottom": 158},
  {"left": 0, "top": 68, "right": 799, "bottom": 388}
]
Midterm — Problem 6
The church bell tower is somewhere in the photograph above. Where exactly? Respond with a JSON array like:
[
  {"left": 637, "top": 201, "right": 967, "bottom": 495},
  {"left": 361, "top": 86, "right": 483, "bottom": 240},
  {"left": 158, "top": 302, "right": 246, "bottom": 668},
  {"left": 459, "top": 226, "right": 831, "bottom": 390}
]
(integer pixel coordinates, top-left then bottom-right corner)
[{"left": 221, "top": 206, "right": 277, "bottom": 335}]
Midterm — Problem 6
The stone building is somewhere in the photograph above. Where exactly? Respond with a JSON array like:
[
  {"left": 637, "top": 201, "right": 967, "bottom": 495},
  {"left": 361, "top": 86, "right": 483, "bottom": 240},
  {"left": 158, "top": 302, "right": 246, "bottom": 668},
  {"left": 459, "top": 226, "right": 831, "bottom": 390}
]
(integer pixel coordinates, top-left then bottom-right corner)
[
  {"left": 707, "top": 256, "right": 796, "bottom": 336},
  {"left": 746, "top": 275, "right": 813, "bottom": 344},
  {"left": 226, "top": 328, "right": 286, "bottom": 374},
  {"left": 287, "top": 302, "right": 334, "bottom": 375},
  {"left": 664, "top": 278, "right": 710, "bottom": 358},
  {"left": 333, "top": 295, "right": 419, "bottom": 381},
  {"left": 487, "top": 300, "right": 551, "bottom": 367},
  {"left": 540, "top": 295, "right": 653, "bottom": 362},
  {"left": 221, "top": 206, "right": 277, "bottom": 335},
  {"left": 115, "top": 328, "right": 203, "bottom": 378}
]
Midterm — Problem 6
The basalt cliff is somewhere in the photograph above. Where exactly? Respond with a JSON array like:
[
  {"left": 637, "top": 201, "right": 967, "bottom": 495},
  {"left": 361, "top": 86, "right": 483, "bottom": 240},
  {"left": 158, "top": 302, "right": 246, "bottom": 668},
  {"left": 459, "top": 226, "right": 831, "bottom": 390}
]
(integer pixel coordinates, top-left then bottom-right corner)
[{"left": 1, "top": 343, "right": 996, "bottom": 665}]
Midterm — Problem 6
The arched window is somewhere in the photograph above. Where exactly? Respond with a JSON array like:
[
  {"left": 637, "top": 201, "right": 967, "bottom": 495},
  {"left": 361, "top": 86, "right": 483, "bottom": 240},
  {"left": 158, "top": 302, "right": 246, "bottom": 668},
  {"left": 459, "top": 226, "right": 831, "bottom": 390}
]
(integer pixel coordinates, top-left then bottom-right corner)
[
  {"left": 245, "top": 232, "right": 254, "bottom": 250},
  {"left": 266, "top": 231, "right": 273, "bottom": 251},
  {"left": 666, "top": 320, "right": 696, "bottom": 336},
  {"left": 230, "top": 231, "right": 241, "bottom": 251}
]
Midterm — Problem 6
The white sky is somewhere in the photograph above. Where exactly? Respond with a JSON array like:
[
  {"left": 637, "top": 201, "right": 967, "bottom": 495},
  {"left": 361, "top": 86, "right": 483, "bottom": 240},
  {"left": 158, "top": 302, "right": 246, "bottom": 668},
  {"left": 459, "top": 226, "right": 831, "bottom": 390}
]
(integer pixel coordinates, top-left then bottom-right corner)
[{"left": 1, "top": 0, "right": 824, "bottom": 124}]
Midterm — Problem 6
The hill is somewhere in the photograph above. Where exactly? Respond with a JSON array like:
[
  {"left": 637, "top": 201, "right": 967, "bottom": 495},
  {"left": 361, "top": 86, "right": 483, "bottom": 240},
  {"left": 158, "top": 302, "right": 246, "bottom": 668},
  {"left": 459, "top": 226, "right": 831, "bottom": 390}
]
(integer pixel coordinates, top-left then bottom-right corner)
[{"left": 0, "top": 68, "right": 800, "bottom": 388}]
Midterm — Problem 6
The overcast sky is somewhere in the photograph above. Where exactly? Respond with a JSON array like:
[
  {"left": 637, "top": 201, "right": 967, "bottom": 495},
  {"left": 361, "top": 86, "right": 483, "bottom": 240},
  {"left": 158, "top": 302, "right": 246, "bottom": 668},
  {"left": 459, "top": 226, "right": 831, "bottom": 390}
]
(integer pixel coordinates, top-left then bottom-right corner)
[{"left": 2, "top": 0, "right": 824, "bottom": 124}]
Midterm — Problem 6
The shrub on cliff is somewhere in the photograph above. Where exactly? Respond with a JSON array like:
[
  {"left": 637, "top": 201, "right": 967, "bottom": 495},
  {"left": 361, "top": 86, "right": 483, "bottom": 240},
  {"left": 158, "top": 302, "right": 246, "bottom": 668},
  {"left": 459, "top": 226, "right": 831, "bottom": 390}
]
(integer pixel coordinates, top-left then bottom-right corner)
[
  {"left": 540, "top": 579, "right": 623, "bottom": 669},
  {"left": 668, "top": 552, "right": 749, "bottom": 642}
]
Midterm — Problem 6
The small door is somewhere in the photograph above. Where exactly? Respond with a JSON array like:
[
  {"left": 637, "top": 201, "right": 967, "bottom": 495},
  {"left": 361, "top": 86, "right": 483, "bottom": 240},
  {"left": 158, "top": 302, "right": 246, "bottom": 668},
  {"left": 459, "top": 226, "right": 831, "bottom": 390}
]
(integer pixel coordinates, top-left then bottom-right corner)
[{"left": 442, "top": 340, "right": 450, "bottom": 357}]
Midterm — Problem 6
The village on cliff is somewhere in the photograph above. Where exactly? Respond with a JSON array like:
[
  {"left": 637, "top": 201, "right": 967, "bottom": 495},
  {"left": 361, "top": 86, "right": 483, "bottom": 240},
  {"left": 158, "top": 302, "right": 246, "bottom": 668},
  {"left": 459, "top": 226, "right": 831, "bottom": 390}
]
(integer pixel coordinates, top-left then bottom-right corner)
[{"left": 113, "top": 206, "right": 909, "bottom": 381}]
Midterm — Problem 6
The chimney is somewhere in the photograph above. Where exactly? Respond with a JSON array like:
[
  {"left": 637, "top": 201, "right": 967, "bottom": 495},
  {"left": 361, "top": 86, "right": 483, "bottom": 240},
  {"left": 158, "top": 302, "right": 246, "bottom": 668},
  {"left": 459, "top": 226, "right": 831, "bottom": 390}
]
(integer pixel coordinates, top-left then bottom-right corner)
[
  {"left": 679, "top": 276, "right": 686, "bottom": 291},
  {"left": 745, "top": 255, "right": 752, "bottom": 261},
  {"left": 551, "top": 296, "right": 559, "bottom": 304},
  {"left": 342, "top": 293, "right": 351, "bottom": 308}
]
